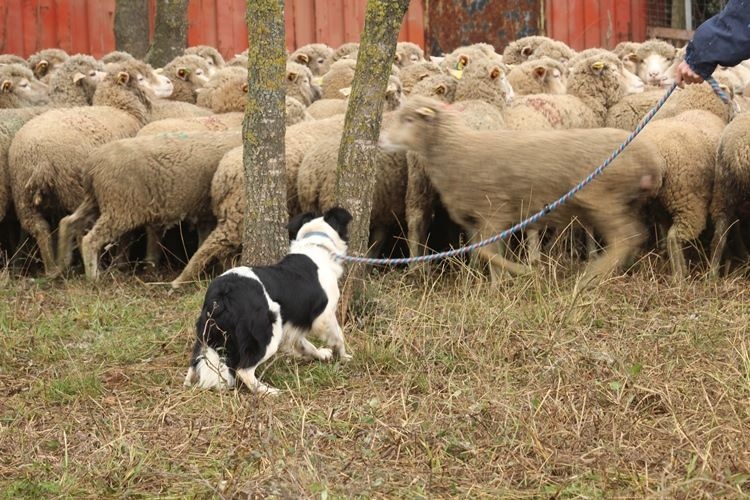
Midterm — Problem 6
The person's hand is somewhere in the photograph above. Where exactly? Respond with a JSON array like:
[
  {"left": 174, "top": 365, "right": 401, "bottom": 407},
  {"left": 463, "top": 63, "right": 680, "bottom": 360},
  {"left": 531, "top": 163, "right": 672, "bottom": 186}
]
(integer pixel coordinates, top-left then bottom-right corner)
[{"left": 674, "top": 60, "right": 704, "bottom": 87}]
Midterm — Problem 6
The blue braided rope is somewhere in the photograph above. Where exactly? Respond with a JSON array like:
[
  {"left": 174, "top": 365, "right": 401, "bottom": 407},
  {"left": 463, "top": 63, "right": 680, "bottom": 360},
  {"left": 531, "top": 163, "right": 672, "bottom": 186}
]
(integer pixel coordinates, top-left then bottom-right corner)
[{"left": 335, "top": 77, "right": 729, "bottom": 266}]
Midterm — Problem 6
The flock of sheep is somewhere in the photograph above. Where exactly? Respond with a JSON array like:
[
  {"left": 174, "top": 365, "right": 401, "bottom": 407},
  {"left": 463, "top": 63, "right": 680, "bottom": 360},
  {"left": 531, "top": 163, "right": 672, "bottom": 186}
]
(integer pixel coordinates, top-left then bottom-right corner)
[{"left": 0, "top": 34, "right": 749, "bottom": 288}]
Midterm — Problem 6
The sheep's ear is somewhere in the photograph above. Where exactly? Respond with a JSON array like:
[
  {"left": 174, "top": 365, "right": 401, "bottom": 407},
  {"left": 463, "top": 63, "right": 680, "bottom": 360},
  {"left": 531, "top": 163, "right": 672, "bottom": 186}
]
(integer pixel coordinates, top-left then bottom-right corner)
[
  {"left": 489, "top": 66, "right": 502, "bottom": 80},
  {"left": 456, "top": 54, "right": 469, "bottom": 70},
  {"left": 415, "top": 106, "right": 437, "bottom": 120},
  {"left": 533, "top": 66, "right": 547, "bottom": 79},
  {"left": 287, "top": 211, "right": 317, "bottom": 240},
  {"left": 155, "top": 67, "right": 164, "bottom": 74},
  {"left": 590, "top": 61, "right": 605, "bottom": 74},
  {"left": 394, "top": 53, "right": 402, "bottom": 64},
  {"left": 626, "top": 52, "right": 639, "bottom": 63},
  {"left": 35, "top": 60, "right": 49, "bottom": 74},
  {"left": 73, "top": 72, "right": 86, "bottom": 84},
  {"left": 117, "top": 71, "right": 130, "bottom": 84},
  {"left": 386, "top": 81, "right": 398, "bottom": 93},
  {"left": 176, "top": 68, "right": 189, "bottom": 80},
  {"left": 295, "top": 53, "right": 309, "bottom": 64},
  {"left": 323, "top": 207, "right": 353, "bottom": 241},
  {"left": 434, "top": 83, "right": 446, "bottom": 95},
  {"left": 416, "top": 72, "right": 429, "bottom": 82},
  {"left": 1, "top": 80, "right": 12, "bottom": 93},
  {"left": 241, "top": 83, "right": 248, "bottom": 93},
  {"left": 521, "top": 45, "right": 534, "bottom": 57},
  {"left": 286, "top": 70, "right": 299, "bottom": 83},
  {"left": 339, "top": 86, "right": 352, "bottom": 97}
]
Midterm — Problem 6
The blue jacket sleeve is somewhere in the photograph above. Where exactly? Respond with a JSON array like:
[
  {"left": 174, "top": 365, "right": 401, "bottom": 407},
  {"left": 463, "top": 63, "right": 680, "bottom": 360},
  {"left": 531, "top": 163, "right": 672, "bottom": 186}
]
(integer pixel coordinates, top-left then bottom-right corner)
[{"left": 685, "top": 0, "right": 750, "bottom": 78}]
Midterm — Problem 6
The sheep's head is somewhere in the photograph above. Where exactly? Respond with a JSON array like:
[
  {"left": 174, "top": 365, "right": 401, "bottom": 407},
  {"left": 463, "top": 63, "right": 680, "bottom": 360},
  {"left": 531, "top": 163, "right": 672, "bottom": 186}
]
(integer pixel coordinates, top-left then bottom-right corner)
[
  {"left": 286, "top": 61, "right": 318, "bottom": 106},
  {"left": 28, "top": 48, "right": 68, "bottom": 82},
  {"left": 410, "top": 74, "right": 457, "bottom": 103},
  {"left": 196, "top": 67, "right": 248, "bottom": 112},
  {"left": 454, "top": 59, "right": 513, "bottom": 108},
  {"left": 384, "top": 75, "right": 405, "bottom": 111},
  {"left": 54, "top": 55, "right": 106, "bottom": 104},
  {"left": 398, "top": 60, "right": 442, "bottom": 94},
  {"left": 395, "top": 42, "right": 425, "bottom": 68},
  {"left": 379, "top": 95, "right": 444, "bottom": 154},
  {"left": 636, "top": 39, "right": 677, "bottom": 86},
  {"left": 184, "top": 45, "right": 225, "bottom": 76},
  {"left": 93, "top": 65, "right": 153, "bottom": 123},
  {"left": 0, "top": 64, "right": 48, "bottom": 107},
  {"left": 290, "top": 43, "right": 334, "bottom": 76},
  {"left": 568, "top": 55, "right": 629, "bottom": 108},
  {"left": 162, "top": 54, "right": 211, "bottom": 101},
  {"left": 525, "top": 56, "right": 566, "bottom": 95}
]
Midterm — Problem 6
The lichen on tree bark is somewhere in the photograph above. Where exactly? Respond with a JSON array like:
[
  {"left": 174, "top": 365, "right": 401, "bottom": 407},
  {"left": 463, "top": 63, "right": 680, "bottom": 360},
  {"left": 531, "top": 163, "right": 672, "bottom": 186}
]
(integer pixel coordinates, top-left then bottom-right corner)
[{"left": 241, "top": 0, "right": 289, "bottom": 265}]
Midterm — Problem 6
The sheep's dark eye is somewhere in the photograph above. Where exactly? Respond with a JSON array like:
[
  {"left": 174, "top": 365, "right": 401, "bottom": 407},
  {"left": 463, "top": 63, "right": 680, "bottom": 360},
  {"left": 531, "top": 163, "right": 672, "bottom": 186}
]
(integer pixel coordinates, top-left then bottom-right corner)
[
  {"left": 89, "top": 71, "right": 95, "bottom": 77},
  {"left": 317, "top": 58, "right": 324, "bottom": 64}
]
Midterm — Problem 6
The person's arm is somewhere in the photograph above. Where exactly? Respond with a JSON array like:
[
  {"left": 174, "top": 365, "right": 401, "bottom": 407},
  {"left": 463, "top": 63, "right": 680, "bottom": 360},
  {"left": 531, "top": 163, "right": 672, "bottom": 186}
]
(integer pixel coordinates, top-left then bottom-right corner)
[{"left": 684, "top": 0, "right": 750, "bottom": 80}]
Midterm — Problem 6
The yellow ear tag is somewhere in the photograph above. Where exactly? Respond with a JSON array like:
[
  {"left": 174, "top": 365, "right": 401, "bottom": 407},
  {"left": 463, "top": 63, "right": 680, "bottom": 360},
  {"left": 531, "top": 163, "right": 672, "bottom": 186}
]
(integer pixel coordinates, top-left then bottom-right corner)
[
  {"left": 449, "top": 69, "right": 463, "bottom": 79},
  {"left": 416, "top": 106, "right": 436, "bottom": 117},
  {"left": 312, "top": 76, "right": 323, "bottom": 86},
  {"left": 591, "top": 61, "right": 605, "bottom": 71}
]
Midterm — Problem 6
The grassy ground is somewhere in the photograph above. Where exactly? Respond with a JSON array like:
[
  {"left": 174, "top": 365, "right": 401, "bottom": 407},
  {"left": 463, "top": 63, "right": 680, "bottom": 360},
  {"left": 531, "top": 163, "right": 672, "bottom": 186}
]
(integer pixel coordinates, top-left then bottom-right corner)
[{"left": 1, "top": 260, "right": 749, "bottom": 498}]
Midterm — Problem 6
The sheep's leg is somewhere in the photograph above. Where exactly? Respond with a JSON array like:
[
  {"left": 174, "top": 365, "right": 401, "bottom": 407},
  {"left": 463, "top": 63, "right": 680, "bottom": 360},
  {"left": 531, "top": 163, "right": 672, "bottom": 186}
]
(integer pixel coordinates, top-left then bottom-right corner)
[
  {"left": 580, "top": 215, "right": 647, "bottom": 288},
  {"left": 171, "top": 226, "right": 236, "bottom": 288},
  {"left": 666, "top": 202, "right": 708, "bottom": 280},
  {"left": 366, "top": 226, "right": 389, "bottom": 259},
  {"left": 144, "top": 226, "right": 162, "bottom": 267},
  {"left": 474, "top": 245, "right": 532, "bottom": 278},
  {"left": 526, "top": 229, "right": 541, "bottom": 264},
  {"left": 57, "top": 198, "right": 97, "bottom": 272},
  {"left": 18, "top": 209, "right": 57, "bottom": 276},
  {"left": 81, "top": 215, "right": 131, "bottom": 281},
  {"left": 405, "top": 153, "right": 435, "bottom": 265}
]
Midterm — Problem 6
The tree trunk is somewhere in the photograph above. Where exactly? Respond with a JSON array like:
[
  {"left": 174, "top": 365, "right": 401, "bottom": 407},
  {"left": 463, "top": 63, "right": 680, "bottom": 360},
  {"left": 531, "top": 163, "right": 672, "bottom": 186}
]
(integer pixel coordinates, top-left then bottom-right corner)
[
  {"left": 335, "top": 0, "right": 410, "bottom": 313},
  {"left": 114, "top": 0, "right": 150, "bottom": 59},
  {"left": 241, "top": 0, "right": 288, "bottom": 265},
  {"left": 145, "top": 0, "right": 189, "bottom": 68}
]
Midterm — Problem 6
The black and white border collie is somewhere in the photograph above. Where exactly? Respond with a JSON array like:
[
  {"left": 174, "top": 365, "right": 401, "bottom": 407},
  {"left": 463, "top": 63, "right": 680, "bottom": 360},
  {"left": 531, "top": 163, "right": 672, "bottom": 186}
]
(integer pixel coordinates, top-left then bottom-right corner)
[{"left": 184, "top": 207, "right": 353, "bottom": 395}]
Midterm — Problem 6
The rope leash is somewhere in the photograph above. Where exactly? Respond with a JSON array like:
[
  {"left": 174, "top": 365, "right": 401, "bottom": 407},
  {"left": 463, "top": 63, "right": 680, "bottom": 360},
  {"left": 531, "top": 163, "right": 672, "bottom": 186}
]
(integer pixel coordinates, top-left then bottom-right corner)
[{"left": 335, "top": 78, "right": 730, "bottom": 266}]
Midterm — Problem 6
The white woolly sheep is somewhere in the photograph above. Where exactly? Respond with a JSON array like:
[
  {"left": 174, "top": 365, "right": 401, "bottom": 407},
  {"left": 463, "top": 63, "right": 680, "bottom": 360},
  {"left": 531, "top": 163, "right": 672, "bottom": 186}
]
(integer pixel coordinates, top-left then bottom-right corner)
[
  {"left": 226, "top": 53, "right": 247, "bottom": 67},
  {"left": 286, "top": 61, "right": 320, "bottom": 106},
  {"left": 709, "top": 112, "right": 750, "bottom": 276},
  {"left": 409, "top": 74, "right": 457, "bottom": 103},
  {"left": 332, "top": 42, "right": 359, "bottom": 62},
  {"left": 0, "top": 64, "right": 49, "bottom": 108},
  {"left": 296, "top": 127, "right": 407, "bottom": 258},
  {"left": 399, "top": 60, "right": 443, "bottom": 94},
  {"left": 194, "top": 67, "right": 249, "bottom": 113},
  {"left": 320, "top": 58, "right": 397, "bottom": 100},
  {"left": 289, "top": 43, "right": 335, "bottom": 76},
  {"left": 635, "top": 39, "right": 677, "bottom": 87},
  {"left": 612, "top": 41, "right": 642, "bottom": 75},
  {"left": 380, "top": 95, "right": 664, "bottom": 286},
  {"left": 635, "top": 109, "right": 726, "bottom": 278},
  {"left": 47, "top": 54, "right": 105, "bottom": 106},
  {"left": 503, "top": 36, "right": 574, "bottom": 65},
  {"left": 439, "top": 43, "right": 502, "bottom": 74},
  {"left": 507, "top": 56, "right": 567, "bottom": 96},
  {"left": 8, "top": 63, "right": 153, "bottom": 274},
  {"left": 57, "top": 131, "right": 242, "bottom": 278},
  {"left": 161, "top": 54, "right": 210, "bottom": 103},
  {"left": 110, "top": 57, "right": 174, "bottom": 99},
  {"left": 504, "top": 53, "right": 630, "bottom": 130},
  {"left": 0, "top": 54, "right": 27, "bottom": 65},
  {"left": 454, "top": 57, "right": 514, "bottom": 110},
  {"left": 395, "top": 42, "right": 425, "bottom": 68},
  {"left": 184, "top": 45, "right": 225, "bottom": 75},
  {"left": 100, "top": 50, "right": 135, "bottom": 65},
  {"left": 27, "top": 48, "right": 69, "bottom": 83}
]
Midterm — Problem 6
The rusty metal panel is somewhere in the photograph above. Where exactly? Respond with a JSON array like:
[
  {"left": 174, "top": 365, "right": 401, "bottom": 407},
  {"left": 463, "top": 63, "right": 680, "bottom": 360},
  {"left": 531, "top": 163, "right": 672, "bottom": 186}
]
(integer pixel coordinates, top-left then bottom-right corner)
[
  {"left": 0, "top": 0, "right": 426, "bottom": 59},
  {"left": 425, "top": 0, "right": 540, "bottom": 56},
  {"left": 546, "top": 0, "right": 647, "bottom": 50}
]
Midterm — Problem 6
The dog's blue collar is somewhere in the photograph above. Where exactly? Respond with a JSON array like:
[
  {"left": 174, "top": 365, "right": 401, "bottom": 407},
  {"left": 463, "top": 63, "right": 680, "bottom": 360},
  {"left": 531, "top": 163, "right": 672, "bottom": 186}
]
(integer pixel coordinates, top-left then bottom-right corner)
[{"left": 302, "top": 231, "right": 333, "bottom": 242}]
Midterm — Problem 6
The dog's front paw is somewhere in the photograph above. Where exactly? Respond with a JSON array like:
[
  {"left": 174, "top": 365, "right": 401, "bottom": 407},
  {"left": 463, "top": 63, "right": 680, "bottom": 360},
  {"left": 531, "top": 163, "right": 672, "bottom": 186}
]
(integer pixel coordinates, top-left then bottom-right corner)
[
  {"left": 317, "top": 347, "right": 334, "bottom": 361},
  {"left": 256, "top": 384, "right": 281, "bottom": 396}
]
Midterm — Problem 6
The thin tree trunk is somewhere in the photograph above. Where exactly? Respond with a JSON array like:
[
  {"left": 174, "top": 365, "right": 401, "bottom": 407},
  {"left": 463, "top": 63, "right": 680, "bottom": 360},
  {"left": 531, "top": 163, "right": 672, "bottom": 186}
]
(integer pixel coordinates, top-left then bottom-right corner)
[
  {"left": 671, "top": 0, "right": 686, "bottom": 29},
  {"left": 335, "top": 0, "right": 410, "bottom": 314},
  {"left": 241, "top": 0, "right": 288, "bottom": 265},
  {"left": 145, "top": 0, "right": 189, "bottom": 68},
  {"left": 114, "top": 0, "right": 150, "bottom": 59}
]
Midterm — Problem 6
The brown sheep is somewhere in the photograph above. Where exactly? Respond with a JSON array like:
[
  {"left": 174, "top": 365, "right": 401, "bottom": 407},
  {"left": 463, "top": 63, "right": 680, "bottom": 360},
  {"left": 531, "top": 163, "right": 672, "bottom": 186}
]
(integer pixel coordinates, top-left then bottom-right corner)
[
  {"left": 507, "top": 56, "right": 567, "bottom": 96},
  {"left": 0, "top": 64, "right": 49, "bottom": 108},
  {"left": 27, "top": 48, "right": 69, "bottom": 83},
  {"left": 289, "top": 43, "right": 335, "bottom": 76},
  {"left": 161, "top": 54, "right": 210, "bottom": 103},
  {"left": 184, "top": 45, "right": 225, "bottom": 75},
  {"left": 380, "top": 95, "right": 664, "bottom": 286}
]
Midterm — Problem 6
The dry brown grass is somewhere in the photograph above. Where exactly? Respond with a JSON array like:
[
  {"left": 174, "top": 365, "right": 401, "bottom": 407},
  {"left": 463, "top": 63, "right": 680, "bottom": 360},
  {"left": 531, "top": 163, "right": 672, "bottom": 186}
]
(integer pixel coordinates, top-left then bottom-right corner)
[{"left": 1, "top": 261, "right": 749, "bottom": 497}]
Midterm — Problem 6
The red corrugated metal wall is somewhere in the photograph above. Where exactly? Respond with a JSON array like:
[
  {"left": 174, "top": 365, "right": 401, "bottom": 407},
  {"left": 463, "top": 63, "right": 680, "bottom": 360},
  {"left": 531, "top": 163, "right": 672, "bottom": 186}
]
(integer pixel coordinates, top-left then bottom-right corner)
[
  {"left": 545, "top": 0, "right": 647, "bottom": 51},
  {"left": 0, "top": 0, "right": 425, "bottom": 59}
]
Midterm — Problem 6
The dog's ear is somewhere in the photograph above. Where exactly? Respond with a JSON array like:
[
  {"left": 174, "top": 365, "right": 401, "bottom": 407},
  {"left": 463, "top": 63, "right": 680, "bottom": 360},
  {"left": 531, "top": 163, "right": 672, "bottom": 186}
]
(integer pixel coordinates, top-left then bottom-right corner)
[
  {"left": 287, "top": 211, "right": 317, "bottom": 239},
  {"left": 323, "top": 207, "right": 353, "bottom": 241}
]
